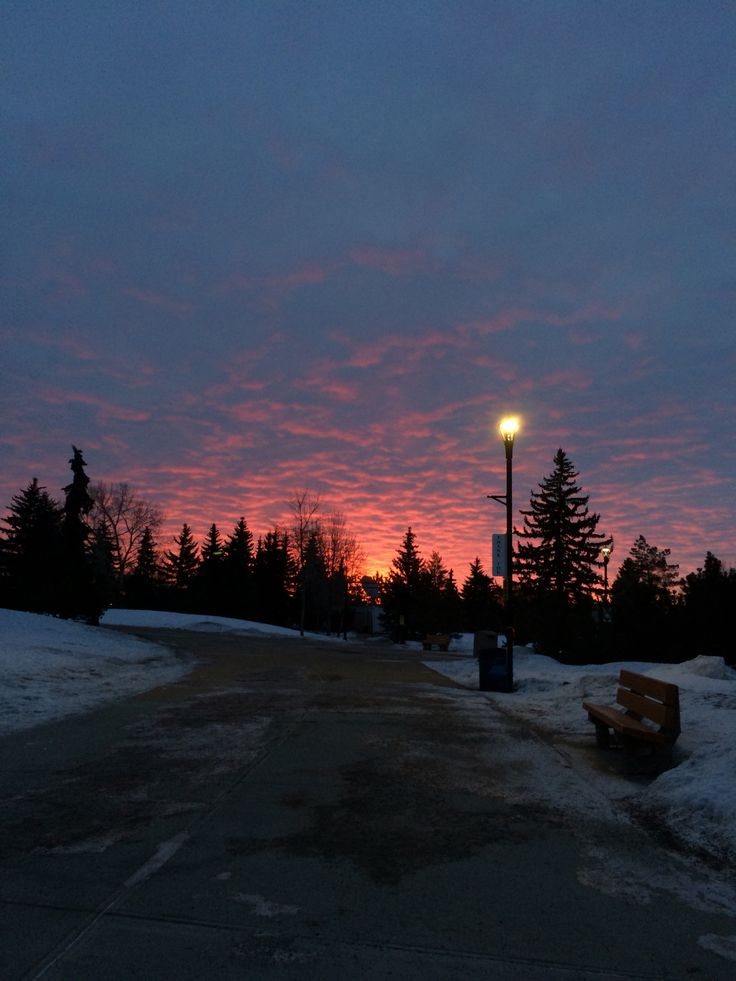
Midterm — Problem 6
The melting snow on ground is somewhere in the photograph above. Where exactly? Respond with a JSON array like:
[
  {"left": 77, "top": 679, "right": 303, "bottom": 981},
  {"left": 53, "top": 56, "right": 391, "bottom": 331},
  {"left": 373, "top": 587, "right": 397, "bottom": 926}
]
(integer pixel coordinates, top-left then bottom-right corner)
[{"left": 1, "top": 607, "right": 734, "bottom": 870}]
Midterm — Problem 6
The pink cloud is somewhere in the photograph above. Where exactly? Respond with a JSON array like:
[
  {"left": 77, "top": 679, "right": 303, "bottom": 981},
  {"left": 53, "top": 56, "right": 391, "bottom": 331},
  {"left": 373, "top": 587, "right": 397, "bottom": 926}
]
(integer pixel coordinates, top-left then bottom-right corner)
[
  {"left": 298, "top": 367, "right": 360, "bottom": 401},
  {"left": 278, "top": 418, "right": 374, "bottom": 447},
  {"left": 346, "top": 329, "right": 459, "bottom": 370}
]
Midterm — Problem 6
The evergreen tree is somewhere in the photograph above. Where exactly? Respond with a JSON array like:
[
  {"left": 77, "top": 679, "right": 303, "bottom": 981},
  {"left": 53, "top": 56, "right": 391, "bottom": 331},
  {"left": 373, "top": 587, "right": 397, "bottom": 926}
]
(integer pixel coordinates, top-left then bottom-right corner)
[
  {"left": 681, "top": 552, "right": 736, "bottom": 664},
  {"left": 60, "top": 446, "right": 99, "bottom": 622},
  {"left": 252, "top": 529, "right": 293, "bottom": 626},
  {"left": 440, "top": 567, "right": 463, "bottom": 634},
  {"left": 416, "top": 551, "right": 460, "bottom": 633},
  {"left": 88, "top": 518, "right": 118, "bottom": 614},
  {"left": 200, "top": 523, "right": 224, "bottom": 566},
  {"left": 516, "top": 449, "right": 611, "bottom": 600},
  {"left": 134, "top": 526, "right": 159, "bottom": 582},
  {"left": 515, "top": 449, "right": 611, "bottom": 658},
  {"left": 125, "top": 525, "right": 161, "bottom": 609},
  {"left": 381, "top": 527, "right": 425, "bottom": 640},
  {"left": 162, "top": 523, "right": 200, "bottom": 609},
  {"left": 461, "top": 557, "right": 503, "bottom": 632},
  {"left": 300, "top": 529, "right": 329, "bottom": 632},
  {"left": 223, "top": 517, "right": 254, "bottom": 619},
  {"left": 195, "top": 523, "right": 226, "bottom": 614},
  {"left": 425, "top": 550, "right": 448, "bottom": 591},
  {"left": 611, "top": 536, "right": 680, "bottom": 660},
  {"left": 0, "top": 479, "right": 63, "bottom": 613},
  {"left": 392, "top": 527, "right": 424, "bottom": 589}
]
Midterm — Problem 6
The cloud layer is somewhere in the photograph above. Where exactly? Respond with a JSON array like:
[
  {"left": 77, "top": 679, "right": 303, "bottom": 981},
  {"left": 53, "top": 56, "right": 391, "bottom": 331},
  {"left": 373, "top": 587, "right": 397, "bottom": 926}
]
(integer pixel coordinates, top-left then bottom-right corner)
[{"left": 2, "top": 2, "right": 735, "bottom": 578}]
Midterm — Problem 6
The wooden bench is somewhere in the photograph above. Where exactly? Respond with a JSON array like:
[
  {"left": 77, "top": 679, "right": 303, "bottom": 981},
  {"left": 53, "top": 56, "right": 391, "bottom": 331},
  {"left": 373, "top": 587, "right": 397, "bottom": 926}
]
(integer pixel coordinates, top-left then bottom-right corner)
[
  {"left": 422, "top": 633, "right": 451, "bottom": 652},
  {"left": 583, "top": 670, "right": 680, "bottom": 759}
]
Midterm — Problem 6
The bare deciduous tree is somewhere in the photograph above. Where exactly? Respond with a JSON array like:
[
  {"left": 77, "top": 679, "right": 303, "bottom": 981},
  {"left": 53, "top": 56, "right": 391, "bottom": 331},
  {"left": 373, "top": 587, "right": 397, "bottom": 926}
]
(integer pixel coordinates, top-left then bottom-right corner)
[
  {"left": 288, "top": 491, "right": 365, "bottom": 636},
  {"left": 90, "top": 482, "right": 163, "bottom": 581},
  {"left": 289, "top": 489, "right": 321, "bottom": 571},
  {"left": 323, "top": 510, "right": 364, "bottom": 583}
]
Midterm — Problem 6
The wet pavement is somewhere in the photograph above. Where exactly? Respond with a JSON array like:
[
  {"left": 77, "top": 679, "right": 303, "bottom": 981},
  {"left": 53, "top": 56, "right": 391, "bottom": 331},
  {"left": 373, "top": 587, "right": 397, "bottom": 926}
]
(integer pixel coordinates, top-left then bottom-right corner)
[{"left": 1, "top": 628, "right": 735, "bottom": 980}]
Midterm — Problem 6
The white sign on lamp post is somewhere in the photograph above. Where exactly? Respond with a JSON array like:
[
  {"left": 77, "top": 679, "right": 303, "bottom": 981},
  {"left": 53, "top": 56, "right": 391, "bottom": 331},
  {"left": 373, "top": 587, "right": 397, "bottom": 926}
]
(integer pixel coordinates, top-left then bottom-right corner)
[{"left": 492, "top": 533, "right": 507, "bottom": 578}]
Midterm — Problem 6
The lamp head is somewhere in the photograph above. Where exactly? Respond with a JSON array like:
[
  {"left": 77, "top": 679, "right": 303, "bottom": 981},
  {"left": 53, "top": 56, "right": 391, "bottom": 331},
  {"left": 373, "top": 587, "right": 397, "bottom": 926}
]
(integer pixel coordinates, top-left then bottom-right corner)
[{"left": 499, "top": 416, "right": 519, "bottom": 457}]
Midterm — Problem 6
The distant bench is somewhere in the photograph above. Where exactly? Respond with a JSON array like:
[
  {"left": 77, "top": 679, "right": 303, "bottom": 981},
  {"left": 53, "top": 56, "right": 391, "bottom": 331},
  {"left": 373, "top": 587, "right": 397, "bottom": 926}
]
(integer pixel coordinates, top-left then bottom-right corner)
[
  {"left": 422, "top": 633, "right": 451, "bottom": 652},
  {"left": 583, "top": 669, "right": 680, "bottom": 762}
]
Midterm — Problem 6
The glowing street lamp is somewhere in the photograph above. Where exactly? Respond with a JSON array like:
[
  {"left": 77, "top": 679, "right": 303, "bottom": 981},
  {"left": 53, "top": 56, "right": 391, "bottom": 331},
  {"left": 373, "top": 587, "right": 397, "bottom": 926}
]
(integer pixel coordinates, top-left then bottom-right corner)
[
  {"left": 499, "top": 415, "right": 520, "bottom": 448},
  {"left": 499, "top": 417, "right": 518, "bottom": 668},
  {"left": 485, "top": 416, "right": 520, "bottom": 692},
  {"left": 601, "top": 544, "right": 612, "bottom": 605}
]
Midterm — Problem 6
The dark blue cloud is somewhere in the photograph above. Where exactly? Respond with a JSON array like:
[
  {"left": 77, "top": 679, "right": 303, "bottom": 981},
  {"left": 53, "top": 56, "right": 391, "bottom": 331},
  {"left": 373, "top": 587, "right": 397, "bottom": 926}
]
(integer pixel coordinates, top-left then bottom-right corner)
[{"left": 2, "top": 1, "right": 735, "bottom": 574}]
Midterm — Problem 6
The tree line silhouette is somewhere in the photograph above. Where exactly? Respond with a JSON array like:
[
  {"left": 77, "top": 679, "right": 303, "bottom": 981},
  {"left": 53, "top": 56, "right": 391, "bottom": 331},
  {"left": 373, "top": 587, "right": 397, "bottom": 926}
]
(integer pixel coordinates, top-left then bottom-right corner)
[{"left": 1, "top": 446, "right": 734, "bottom": 665}]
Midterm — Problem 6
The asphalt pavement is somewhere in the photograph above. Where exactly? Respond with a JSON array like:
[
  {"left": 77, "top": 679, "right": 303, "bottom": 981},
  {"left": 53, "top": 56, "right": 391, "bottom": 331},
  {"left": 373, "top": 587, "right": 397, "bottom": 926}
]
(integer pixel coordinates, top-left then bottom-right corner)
[{"left": 1, "top": 628, "right": 734, "bottom": 980}]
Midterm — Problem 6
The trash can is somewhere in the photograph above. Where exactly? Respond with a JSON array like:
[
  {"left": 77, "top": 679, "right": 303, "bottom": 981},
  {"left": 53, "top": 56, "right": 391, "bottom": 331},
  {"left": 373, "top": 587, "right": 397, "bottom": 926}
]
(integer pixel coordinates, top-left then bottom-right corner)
[{"left": 475, "top": 630, "right": 513, "bottom": 692}]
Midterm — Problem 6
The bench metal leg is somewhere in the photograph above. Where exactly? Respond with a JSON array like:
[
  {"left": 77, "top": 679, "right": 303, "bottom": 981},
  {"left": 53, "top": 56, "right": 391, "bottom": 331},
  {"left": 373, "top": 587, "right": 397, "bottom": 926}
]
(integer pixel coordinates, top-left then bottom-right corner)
[{"left": 594, "top": 721, "right": 610, "bottom": 748}]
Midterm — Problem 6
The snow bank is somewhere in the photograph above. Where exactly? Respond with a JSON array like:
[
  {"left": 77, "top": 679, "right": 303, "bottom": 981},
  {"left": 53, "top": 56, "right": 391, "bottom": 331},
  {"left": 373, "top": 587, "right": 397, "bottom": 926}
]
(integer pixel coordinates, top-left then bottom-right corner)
[
  {"left": 2, "top": 610, "right": 735, "bottom": 866},
  {"left": 0, "top": 608, "right": 188, "bottom": 735},
  {"left": 101, "top": 608, "right": 303, "bottom": 636},
  {"left": 425, "top": 637, "right": 736, "bottom": 865}
]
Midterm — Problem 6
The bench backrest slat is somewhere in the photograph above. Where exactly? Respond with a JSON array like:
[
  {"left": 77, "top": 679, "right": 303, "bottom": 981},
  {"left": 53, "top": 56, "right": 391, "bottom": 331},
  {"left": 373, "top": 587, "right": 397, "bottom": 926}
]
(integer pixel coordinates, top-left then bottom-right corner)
[
  {"left": 616, "top": 670, "right": 681, "bottom": 736},
  {"left": 617, "top": 688, "right": 669, "bottom": 727},
  {"left": 619, "top": 669, "right": 679, "bottom": 705}
]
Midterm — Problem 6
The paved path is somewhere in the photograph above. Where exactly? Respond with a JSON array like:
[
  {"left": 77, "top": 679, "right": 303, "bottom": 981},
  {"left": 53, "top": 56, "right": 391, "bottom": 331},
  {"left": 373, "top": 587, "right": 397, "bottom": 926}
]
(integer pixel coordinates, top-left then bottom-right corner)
[{"left": 1, "top": 629, "right": 735, "bottom": 980}]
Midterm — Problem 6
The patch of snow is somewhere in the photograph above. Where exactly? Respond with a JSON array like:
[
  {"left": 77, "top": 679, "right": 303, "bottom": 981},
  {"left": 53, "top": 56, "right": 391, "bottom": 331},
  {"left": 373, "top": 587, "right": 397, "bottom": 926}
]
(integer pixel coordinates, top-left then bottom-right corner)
[
  {"left": 102, "top": 608, "right": 303, "bottom": 636},
  {"left": 425, "top": 638, "right": 736, "bottom": 868},
  {"left": 0, "top": 608, "right": 188, "bottom": 735},
  {"left": 2, "top": 609, "right": 735, "bottom": 874},
  {"left": 698, "top": 935, "right": 736, "bottom": 962}
]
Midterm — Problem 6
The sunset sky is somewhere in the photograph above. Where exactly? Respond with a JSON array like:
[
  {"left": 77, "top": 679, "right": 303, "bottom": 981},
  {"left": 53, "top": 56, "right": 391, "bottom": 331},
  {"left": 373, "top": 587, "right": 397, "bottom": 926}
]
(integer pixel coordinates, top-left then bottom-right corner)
[{"left": 3, "top": 1, "right": 735, "bottom": 581}]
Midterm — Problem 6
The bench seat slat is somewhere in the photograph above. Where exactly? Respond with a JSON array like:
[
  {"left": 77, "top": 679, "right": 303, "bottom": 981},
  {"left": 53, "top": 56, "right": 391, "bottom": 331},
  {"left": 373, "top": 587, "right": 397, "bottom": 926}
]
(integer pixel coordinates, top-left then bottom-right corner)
[
  {"left": 583, "top": 702, "right": 670, "bottom": 744},
  {"left": 583, "top": 670, "right": 681, "bottom": 754}
]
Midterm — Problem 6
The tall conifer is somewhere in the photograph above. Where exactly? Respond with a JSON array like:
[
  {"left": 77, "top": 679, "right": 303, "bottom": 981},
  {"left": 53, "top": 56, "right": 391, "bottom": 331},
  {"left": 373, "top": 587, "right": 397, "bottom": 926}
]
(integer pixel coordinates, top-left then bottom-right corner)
[
  {"left": 223, "top": 517, "right": 254, "bottom": 619},
  {"left": 126, "top": 525, "right": 161, "bottom": 608},
  {"left": 381, "top": 527, "right": 425, "bottom": 639},
  {"left": 0, "top": 479, "right": 63, "bottom": 612},
  {"left": 162, "top": 524, "right": 200, "bottom": 608},
  {"left": 516, "top": 449, "right": 611, "bottom": 601},
  {"left": 253, "top": 529, "right": 292, "bottom": 625},
  {"left": 60, "top": 446, "right": 99, "bottom": 621}
]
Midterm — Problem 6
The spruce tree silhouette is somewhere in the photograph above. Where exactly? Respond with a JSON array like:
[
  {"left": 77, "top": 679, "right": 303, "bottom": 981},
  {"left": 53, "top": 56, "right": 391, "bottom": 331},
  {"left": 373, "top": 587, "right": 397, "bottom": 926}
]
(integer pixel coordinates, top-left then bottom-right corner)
[
  {"left": 253, "top": 530, "right": 292, "bottom": 626},
  {"left": 461, "top": 557, "right": 503, "bottom": 633},
  {"left": 126, "top": 525, "right": 161, "bottom": 609},
  {"left": 382, "top": 527, "right": 425, "bottom": 641},
  {"left": 162, "top": 523, "right": 200, "bottom": 611},
  {"left": 60, "top": 446, "right": 100, "bottom": 622},
  {"left": 223, "top": 517, "right": 254, "bottom": 619},
  {"left": 196, "top": 523, "right": 226, "bottom": 615},
  {"left": 515, "top": 449, "right": 612, "bottom": 659},
  {"left": 0, "top": 478, "right": 63, "bottom": 613}
]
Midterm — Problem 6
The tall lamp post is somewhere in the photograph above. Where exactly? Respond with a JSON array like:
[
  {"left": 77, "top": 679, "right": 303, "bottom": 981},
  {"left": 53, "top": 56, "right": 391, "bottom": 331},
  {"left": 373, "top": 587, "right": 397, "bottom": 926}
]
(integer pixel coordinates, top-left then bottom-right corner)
[
  {"left": 486, "top": 416, "right": 519, "bottom": 692},
  {"left": 601, "top": 545, "right": 612, "bottom": 606},
  {"left": 499, "top": 417, "right": 519, "bottom": 686}
]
